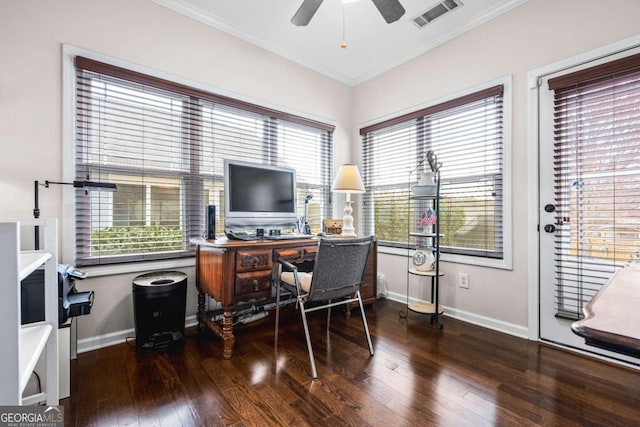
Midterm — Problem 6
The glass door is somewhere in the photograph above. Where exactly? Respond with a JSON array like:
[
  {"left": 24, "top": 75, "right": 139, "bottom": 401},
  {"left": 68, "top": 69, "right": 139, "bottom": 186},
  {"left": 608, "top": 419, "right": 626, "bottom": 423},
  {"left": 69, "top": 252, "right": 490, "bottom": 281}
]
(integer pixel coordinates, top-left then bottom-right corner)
[{"left": 538, "top": 49, "right": 640, "bottom": 362}]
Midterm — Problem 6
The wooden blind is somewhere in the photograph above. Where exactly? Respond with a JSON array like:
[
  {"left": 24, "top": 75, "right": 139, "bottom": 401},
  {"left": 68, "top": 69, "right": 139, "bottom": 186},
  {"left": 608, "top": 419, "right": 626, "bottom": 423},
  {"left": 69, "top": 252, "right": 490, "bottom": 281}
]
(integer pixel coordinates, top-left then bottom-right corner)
[
  {"left": 74, "top": 57, "right": 333, "bottom": 265},
  {"left": 549, "top": 54, "right": 640, "bottom": 319},
  {"left": 361, "top": 85, "right": 504, "bottom": 258}
]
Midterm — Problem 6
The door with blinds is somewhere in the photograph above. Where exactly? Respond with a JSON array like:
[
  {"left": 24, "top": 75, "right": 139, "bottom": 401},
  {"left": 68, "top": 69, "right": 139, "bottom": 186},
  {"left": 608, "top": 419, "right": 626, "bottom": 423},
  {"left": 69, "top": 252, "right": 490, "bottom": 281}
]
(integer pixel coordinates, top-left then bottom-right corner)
[{"left": 539, "top": 50, "right": 640, "bottom": 359}]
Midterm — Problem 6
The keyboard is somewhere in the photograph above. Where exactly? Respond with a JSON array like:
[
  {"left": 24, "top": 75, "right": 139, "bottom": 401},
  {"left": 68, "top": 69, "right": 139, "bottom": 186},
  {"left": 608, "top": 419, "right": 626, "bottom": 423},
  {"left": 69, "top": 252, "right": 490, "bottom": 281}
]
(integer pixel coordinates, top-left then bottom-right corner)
[
  {"left": 225, "top": 231, "right": 257, "bottom": 241},
  {"left": 263, "top": 234, "right": 314, "bottom": 240}
]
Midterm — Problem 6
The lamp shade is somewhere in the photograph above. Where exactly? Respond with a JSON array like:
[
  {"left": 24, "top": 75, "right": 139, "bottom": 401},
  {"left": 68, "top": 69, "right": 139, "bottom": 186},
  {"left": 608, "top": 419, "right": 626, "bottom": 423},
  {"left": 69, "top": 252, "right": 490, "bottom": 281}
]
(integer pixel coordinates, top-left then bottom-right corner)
[{"left": 331, "top": 164, "right": 364, "bottom": 193}]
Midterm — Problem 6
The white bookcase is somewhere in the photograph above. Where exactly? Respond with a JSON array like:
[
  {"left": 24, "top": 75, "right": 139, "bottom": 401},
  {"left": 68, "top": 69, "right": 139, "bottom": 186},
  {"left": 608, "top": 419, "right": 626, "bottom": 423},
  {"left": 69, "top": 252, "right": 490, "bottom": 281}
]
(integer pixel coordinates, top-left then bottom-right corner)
[{"left": 0, "top": 219, "right": 59, "bottom": 405}]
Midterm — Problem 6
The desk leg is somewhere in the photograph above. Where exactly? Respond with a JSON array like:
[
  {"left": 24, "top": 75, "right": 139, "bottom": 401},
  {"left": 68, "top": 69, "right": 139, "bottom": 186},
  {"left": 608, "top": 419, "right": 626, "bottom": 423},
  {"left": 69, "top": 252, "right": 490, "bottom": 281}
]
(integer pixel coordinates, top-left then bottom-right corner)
[
  {"left": 221, "top": 311, "right": 235, "bottom": 359},
  {"left": 202, "top": 310, "right": 235, "bottom": 359}
]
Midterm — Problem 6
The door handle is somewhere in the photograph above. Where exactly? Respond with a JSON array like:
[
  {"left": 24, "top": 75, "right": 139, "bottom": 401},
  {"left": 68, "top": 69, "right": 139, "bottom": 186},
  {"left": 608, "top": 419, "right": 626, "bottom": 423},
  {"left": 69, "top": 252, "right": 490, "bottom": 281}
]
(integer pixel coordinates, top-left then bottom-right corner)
[{"left": 544, "top": 224, "right": 556, "bottom": 233}]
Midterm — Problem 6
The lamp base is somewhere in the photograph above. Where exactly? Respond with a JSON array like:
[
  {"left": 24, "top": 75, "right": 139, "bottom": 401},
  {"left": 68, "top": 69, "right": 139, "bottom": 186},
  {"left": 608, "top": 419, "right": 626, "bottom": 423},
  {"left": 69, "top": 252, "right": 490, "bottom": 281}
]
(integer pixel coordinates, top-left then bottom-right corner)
[{"left": 341, "top": 199, "right": 357, "bottom": 237}]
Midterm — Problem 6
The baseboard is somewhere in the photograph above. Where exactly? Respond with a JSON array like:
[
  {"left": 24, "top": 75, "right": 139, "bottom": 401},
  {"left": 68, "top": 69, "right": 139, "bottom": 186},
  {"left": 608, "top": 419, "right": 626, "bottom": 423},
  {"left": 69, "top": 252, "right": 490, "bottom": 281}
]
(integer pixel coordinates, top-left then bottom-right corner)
[
  {"left": 79, "top": 294, "right": 530, "bottom": 352},
  {"left": 77, "top": 314, "right": 199, "bottom": 354},
  {"left": 386, "top": 291, "right": 529, "bottom": 339}
]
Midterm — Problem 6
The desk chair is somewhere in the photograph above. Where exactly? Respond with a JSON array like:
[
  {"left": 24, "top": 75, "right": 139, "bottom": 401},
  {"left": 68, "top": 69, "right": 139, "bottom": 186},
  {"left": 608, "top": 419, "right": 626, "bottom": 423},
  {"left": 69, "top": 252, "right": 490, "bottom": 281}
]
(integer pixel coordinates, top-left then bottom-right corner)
[{"left": 272, "top": 236, "right": 375, "bottom": 379}]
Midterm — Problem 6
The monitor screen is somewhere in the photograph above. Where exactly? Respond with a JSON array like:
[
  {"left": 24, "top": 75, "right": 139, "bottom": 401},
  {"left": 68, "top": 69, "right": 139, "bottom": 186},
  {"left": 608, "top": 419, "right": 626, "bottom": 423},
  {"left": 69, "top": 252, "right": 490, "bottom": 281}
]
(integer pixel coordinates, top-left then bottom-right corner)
[{"left": 224, "top": 160, "right": 297, "bottom": 228}]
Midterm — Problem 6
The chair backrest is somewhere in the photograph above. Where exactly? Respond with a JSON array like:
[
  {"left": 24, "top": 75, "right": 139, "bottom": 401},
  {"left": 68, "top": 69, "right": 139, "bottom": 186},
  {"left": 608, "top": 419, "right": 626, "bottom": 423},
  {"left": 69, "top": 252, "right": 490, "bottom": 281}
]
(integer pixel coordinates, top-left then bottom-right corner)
[{"left": 306, "top": 236, "right": 374, "bottom": 302}]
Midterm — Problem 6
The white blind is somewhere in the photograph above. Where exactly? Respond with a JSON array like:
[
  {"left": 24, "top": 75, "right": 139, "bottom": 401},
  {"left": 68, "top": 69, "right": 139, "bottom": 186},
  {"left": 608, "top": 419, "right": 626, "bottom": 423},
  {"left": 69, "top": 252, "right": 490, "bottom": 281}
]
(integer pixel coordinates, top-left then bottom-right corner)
[
  {"left": 361, "top": 86, "right": 504, "bottom": 258},
  {"left": 74, "top": 57, "right": 333, "bottom": 265},
  {"left": 548, "top": 53, "right": 640, "bottom": 319}
]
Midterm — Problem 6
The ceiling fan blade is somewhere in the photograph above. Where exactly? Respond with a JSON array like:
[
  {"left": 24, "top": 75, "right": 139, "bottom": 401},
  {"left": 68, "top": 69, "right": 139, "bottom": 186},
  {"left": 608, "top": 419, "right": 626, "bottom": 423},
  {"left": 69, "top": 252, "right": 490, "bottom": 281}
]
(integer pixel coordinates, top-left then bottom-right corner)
[
  {"left": 291, "top": 0, "right": 324, "bottom": 26},
  {"left": 371, "top": 0, "right": 406, "bottom": 23}
]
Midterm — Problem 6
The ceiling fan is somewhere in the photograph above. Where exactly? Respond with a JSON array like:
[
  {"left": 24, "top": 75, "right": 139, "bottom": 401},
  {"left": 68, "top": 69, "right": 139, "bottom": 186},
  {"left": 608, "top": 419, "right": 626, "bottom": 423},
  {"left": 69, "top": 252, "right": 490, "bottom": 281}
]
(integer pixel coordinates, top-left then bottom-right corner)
[{"left": 291, "top": 0, "right": 406, "bottom": 26}]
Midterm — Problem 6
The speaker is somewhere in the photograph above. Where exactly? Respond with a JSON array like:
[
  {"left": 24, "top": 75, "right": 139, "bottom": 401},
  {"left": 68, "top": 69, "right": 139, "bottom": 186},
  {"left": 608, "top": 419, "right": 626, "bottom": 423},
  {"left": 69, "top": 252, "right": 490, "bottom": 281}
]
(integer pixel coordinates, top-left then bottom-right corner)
[{"left": 205, "top": 205, "right": 216, "bottom": 240}]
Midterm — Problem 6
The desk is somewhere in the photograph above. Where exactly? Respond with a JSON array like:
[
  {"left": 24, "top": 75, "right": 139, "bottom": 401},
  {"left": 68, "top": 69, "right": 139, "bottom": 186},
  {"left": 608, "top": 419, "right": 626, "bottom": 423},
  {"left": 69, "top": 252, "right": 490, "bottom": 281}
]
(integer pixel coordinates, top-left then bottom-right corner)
[
  {"left": 191, "top": 237, "right": 377, "bottom": 359},
  {"left": 571, "top": 264, "right": 640, "bottom": 358}
]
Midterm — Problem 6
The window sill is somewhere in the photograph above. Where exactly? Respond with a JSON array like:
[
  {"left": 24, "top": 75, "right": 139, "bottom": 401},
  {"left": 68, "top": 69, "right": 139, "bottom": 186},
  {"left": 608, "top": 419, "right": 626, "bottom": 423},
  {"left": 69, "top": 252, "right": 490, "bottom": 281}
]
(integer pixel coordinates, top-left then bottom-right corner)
[
  {"left": 81, "top": 257, "right": 195, "bottom": 278},
  {"left": 378, "top": 245, "right": 512, "bottom": 270}
]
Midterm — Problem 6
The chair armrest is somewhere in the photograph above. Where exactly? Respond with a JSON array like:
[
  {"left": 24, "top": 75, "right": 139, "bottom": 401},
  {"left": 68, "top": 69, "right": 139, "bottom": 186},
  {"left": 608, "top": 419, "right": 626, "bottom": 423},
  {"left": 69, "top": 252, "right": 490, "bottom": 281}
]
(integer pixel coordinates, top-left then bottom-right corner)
[
  {"left": 271, "top": 257, "right": 298, "bottom": 280},
  {"left": 272, "top": 258, "right": 304, "bottom": 295},
  {"left": 277, "top": 258, "right": 298, "bottom": 272}
]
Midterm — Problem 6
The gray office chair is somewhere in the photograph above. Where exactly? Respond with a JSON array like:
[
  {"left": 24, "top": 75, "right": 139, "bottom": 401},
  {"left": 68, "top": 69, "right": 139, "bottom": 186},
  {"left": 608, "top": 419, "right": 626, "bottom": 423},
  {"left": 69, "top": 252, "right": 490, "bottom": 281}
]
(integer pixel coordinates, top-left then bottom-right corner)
[{"left": 272, "top": 236, "right": 375, "bottom": 379}]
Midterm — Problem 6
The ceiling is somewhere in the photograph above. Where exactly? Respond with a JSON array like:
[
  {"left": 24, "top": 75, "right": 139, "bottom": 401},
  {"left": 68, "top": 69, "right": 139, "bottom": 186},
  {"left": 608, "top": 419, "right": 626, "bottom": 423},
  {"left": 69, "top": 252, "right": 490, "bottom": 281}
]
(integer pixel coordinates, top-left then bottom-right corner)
[{"left": 152, "top": 0, "right": 527, "bottom": 86}]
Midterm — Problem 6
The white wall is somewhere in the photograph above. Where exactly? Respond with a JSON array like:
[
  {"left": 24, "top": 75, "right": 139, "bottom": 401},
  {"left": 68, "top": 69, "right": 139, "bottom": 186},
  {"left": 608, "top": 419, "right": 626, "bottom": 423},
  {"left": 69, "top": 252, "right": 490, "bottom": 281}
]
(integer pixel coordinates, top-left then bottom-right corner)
[
  {"left": 0, "top": 0, "right": 352, "bottom": 344},
  {"left": 354, "top": 0, "right": 640, "bottom": 330}
]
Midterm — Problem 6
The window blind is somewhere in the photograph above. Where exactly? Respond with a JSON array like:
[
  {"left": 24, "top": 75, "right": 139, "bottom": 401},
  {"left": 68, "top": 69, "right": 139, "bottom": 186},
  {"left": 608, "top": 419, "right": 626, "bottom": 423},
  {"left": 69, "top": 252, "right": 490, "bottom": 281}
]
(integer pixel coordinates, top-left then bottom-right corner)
[
  {"left": 361, "top": 85, "right": 504, "bottom": 258},
  {"left": 74, "top": 57, "right": 333, "bottom": 265},
  {"left": 548, "top": 53, "right": 640, "bottom": 319}
]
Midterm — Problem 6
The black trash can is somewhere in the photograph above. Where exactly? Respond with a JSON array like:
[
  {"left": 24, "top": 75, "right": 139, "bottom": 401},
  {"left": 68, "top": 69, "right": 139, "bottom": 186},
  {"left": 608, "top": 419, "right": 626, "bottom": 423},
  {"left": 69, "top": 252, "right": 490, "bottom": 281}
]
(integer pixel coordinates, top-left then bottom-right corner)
[{"left": 132, "top": 271, "right": 187, "bottom": 353}]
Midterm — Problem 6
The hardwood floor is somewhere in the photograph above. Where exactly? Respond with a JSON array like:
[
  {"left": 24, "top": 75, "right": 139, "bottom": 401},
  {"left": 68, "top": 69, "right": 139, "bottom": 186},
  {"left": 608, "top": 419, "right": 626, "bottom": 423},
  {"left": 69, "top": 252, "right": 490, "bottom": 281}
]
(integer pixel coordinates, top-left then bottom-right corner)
[{"left": 63, "top": 299, "right": 640, "bottom": 426}]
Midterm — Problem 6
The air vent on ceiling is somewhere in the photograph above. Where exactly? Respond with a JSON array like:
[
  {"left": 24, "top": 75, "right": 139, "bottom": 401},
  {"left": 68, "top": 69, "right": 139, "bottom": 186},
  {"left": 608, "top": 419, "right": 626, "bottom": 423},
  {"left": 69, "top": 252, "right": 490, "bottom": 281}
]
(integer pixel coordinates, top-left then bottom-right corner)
[{"left": 412, "top": 0, "right": 463, "bottom": 28}]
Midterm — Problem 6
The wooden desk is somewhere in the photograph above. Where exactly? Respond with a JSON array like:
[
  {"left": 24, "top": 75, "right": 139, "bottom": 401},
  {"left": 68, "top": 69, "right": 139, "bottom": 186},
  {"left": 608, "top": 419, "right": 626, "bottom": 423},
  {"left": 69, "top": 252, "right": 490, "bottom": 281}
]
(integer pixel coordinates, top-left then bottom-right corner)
[
  {"left": 571, "top": 264, "right": 640, "bottom": 358},
  {"left": 191, "top": 237, "right": 377, "bottom": 359}
]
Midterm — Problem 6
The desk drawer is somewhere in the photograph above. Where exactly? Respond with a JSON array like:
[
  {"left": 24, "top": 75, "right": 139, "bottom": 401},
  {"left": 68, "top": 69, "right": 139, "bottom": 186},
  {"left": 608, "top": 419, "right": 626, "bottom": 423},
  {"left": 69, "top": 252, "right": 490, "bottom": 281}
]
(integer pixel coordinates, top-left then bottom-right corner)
[
  {"left": 235, "top": 270, "right": 272, "bottom": 297},
  {"left": 236, "top": 249, "right": 272, "bottom": 273},
  {"left": 274, "top": 244, "right": 317, "bottom": 262},
  {"left": 303, "top": 245, "right": 318, "bottom": 258},
  {"left": 274, "top": 247, "right": 303, "bottom": 261}
]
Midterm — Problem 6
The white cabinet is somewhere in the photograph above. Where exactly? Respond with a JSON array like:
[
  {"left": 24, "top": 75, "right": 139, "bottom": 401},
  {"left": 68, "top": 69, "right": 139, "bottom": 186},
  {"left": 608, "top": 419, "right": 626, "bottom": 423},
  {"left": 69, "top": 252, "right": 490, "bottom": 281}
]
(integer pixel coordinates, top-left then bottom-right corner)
[
  {"left": 400, "top": 168, "right": 445, "bottom": 328},
  {"left": 0, "top": 219, "right": 58, "bottom": 405}
]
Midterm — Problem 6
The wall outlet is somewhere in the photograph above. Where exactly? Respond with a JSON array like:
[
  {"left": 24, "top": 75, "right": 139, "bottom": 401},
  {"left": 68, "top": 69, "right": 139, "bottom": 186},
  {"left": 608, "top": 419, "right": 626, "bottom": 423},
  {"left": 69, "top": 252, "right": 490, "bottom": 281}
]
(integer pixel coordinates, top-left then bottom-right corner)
[{"left": 458, "top": 272, "right": 469, "bottom": 289}]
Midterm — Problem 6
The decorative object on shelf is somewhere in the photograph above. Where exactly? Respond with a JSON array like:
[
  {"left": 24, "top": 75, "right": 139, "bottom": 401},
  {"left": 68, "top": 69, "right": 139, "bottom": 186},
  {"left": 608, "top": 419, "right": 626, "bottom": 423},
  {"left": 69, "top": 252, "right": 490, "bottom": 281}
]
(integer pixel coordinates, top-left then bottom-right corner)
[
  {"left": 426, "top": 150, "right": 442, "bottom": 174},
  {"left": 419, "top": 208, "right": 437, "bottom": 232},
  {"left": 412, "top": 170, "right": 436, "bottom": 196},
  {"left": 412, "top": 248, "right": 435, "bottom": 272},
  {"left": 331, "top": 164, "right": 365, "bottom": 237},
  {"left": 411, "top": 151, "right": 442, "bottom": 196},
  {"left": 33, "top": 179, "right": 117, "bottom": 250}
]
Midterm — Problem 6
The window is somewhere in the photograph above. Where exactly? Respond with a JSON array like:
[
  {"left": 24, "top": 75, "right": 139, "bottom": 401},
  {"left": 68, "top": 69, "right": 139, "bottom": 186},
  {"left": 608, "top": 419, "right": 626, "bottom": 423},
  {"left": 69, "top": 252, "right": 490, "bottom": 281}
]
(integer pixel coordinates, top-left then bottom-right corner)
[
  {"left": 74, "top": 57, "right": 333, "bottom": 265},
  {"left": 547, "top": 53, "right": 640, "bottom": 319},
  {"left": 361, "top": 84, "right": 506, "bottom": 260}
]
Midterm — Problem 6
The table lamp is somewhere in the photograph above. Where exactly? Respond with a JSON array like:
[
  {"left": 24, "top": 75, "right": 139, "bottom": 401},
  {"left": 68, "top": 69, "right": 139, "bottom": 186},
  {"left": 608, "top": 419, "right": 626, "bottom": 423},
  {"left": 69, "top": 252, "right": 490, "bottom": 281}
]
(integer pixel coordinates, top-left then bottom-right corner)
[{"left": 331, "top": 164, "right": 365, "bottom": 237}]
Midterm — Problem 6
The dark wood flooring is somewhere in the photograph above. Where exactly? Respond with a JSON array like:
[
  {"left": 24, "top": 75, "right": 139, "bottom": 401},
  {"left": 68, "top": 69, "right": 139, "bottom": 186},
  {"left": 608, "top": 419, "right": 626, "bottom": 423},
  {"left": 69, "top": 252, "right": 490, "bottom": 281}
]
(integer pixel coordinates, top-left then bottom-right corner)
[{"left": 62, "top": 299, "right": 640, "bottom": 426}]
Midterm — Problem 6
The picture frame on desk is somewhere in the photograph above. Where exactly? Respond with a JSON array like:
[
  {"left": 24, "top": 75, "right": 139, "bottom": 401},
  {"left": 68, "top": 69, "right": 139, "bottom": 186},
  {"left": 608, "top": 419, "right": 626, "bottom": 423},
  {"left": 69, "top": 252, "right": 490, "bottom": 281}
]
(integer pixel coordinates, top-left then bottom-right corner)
[{"left": 323, "top": 219, "right": 343, "bottom": 235}]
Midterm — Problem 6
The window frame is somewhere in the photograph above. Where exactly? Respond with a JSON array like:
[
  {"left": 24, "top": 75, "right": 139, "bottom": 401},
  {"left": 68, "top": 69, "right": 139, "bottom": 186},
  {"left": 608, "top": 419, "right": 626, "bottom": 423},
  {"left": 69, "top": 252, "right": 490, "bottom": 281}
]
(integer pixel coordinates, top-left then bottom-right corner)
[
  {"left": 360, "top": 77, "right": 512, "bottom": 270},
  {"left": 63, "top": 46, "right": 334, "bottom": 269}
]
